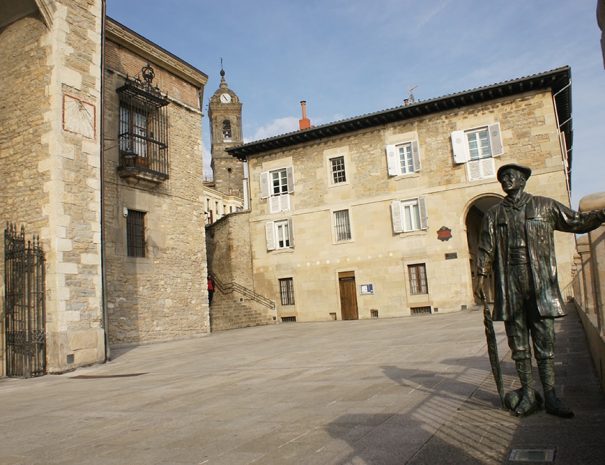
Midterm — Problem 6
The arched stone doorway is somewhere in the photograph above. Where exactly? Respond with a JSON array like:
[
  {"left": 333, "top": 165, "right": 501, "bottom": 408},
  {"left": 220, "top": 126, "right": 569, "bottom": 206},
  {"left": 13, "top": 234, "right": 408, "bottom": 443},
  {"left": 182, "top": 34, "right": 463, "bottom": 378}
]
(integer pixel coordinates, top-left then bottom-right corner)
[{"left": 465, "top": 195, "right": 502, "bottom": 303}]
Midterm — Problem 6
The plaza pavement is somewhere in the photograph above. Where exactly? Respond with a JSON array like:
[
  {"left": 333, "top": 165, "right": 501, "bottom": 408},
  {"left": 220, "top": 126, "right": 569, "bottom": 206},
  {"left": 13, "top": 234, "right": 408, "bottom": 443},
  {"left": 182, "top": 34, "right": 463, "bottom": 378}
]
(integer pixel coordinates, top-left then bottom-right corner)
[{"left": 1, "top": 305, "right": 603, "bottom": 465}]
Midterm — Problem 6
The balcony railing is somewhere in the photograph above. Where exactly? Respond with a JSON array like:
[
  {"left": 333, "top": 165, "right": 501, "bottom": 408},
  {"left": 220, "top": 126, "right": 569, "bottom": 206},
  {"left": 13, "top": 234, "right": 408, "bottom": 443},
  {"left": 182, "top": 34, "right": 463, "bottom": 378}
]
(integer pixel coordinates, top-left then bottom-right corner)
[{"left": 116, "top": 64, "right": 170, "bottom": 184}]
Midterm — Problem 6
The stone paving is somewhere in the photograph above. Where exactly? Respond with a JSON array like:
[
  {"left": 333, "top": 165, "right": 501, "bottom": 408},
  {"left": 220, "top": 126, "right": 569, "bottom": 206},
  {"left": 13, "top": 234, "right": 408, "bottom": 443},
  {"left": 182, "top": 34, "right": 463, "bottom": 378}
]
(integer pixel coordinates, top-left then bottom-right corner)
[{"left": 1, "top": 305, "right": 603, "bottom": 465}]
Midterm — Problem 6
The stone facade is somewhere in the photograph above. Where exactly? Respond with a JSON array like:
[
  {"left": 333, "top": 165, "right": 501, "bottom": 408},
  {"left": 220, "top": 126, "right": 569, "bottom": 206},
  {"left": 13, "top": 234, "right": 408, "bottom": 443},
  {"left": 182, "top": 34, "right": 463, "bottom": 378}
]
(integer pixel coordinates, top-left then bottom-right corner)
[
  {"left": 103, "top": 19, "right": 209, "bottom": 345},
  {"left": 229, "top": 69, "right": 576, "bottom": 323},
  {"left": 206, "top": 211, "right": 276, "bottom": 330},
  {"left": 0, "top": 0, "right": 105, "bottom": 374},
  {"left": 1, "top": 3, "right": 211, "bottom": 375}
]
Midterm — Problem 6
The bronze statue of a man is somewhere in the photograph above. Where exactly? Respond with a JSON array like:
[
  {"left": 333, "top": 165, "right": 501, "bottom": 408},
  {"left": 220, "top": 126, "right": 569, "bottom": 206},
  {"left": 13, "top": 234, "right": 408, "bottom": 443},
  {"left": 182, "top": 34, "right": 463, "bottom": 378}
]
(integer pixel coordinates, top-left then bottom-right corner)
[{"left": 476, "top": 163, "right": 605, "bottom": 418}]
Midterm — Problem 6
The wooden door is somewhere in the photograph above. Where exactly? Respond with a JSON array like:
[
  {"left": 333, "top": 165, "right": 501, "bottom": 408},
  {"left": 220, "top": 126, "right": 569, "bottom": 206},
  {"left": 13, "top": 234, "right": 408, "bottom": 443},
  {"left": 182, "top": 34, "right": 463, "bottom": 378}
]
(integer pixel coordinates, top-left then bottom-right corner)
[{"left": 338, "top": 271, "right": 359, "bottom": 320}]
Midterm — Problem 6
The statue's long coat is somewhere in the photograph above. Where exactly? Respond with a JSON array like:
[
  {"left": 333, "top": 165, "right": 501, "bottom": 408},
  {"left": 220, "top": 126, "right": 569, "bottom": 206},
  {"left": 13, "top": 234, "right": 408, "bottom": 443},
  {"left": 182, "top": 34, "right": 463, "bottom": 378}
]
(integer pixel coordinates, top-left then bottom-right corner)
[{"left": 477, "top": 193, "right": 603, "bottom": 321}]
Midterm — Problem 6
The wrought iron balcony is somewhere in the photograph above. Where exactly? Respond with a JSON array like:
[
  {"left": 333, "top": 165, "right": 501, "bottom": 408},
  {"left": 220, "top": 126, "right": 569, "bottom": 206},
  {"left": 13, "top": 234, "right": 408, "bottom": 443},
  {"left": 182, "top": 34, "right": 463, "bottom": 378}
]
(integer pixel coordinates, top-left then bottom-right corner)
[{"left": 116, "top": 64, "right": 170, "bottom": 184}]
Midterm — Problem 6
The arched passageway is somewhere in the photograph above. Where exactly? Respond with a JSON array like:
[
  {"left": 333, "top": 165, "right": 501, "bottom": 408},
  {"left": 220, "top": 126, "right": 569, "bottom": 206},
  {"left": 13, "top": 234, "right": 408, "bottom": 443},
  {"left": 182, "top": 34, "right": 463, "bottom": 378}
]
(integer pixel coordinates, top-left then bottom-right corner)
[{"left": 465, "top": 195, "right": 501, "bottom": 303}]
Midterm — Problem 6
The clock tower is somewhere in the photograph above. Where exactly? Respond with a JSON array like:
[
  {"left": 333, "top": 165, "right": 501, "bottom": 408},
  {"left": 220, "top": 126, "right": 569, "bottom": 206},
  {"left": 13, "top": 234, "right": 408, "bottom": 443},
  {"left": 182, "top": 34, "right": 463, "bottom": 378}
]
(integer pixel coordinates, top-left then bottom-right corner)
[{"left": 208, "top": 67, "right": 245, "bottom": 198}]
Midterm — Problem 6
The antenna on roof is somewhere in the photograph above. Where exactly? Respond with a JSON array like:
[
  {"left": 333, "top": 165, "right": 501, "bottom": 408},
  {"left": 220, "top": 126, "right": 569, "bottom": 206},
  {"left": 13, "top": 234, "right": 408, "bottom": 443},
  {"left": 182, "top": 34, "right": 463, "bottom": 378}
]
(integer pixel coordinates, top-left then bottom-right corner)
[{"left": 408, "top": 85, "right": 418, "bottom": 103}]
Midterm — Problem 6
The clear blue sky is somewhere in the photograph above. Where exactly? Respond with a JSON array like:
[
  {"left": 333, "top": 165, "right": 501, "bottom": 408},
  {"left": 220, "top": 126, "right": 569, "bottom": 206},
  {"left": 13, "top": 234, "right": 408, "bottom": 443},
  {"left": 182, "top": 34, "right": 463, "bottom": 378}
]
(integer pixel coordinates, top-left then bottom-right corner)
[{"left": 107, "top": 0, "right": 604, "bottom": 208}]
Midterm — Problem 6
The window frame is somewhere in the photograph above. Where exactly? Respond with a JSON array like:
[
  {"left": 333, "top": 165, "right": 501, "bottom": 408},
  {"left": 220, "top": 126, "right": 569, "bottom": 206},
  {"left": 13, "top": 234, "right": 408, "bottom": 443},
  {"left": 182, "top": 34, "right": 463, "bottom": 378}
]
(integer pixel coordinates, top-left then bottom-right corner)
[
  {"left": 329, "top": 155, "right": 347, "bottom": 185},
  {"left": 332, "top": 208, "right": 352, "bottom": 243},
  {"left": 265, "top": 219, "right": 294, "bottom": 251},
  {"left": 451, "top": 123, "right": 503, "bottom": 181},
  {"left": 126, "top": 209, "right": 146, "bottom": 258},
  {"left": 279, "top": 278, "right": 295, "bottom": 305},
  {"left": 391, "top": 197, "right": 428, "bottom": 233},
  {"left": 408, "top": 263, "right": 428, "bottom": 295},
  {"left": 260, "top": 167, "right": 294, "bottom": 213},
  {"left": 386, "top": 139, "right": 421, "bottom": 176}
]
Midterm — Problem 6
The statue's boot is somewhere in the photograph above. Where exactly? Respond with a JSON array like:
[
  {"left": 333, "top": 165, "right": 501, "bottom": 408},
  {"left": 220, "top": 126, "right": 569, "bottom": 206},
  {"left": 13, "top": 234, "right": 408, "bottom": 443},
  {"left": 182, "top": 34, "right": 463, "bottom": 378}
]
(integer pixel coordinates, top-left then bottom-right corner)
[
  {"left": 513, "top": 359, "right": 540, "bottom": 416},
  {"left": 538, "top": 359, "right": 574, "bottom": 418}
]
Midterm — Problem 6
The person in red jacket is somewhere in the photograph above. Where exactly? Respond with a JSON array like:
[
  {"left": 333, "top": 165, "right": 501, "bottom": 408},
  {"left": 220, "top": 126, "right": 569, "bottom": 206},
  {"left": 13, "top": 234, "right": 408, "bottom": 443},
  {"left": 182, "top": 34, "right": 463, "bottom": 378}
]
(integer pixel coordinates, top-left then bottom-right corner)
[{"left": 207, "top": 276, "right": 215, "bottom": 305}]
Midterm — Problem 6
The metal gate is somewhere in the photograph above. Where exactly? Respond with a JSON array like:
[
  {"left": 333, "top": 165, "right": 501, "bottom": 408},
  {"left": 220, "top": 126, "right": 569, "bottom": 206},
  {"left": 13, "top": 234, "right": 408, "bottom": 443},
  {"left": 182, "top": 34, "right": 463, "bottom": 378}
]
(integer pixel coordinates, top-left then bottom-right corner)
[{"left": 4, "top": 224, "right": 46, "bottom": 378}]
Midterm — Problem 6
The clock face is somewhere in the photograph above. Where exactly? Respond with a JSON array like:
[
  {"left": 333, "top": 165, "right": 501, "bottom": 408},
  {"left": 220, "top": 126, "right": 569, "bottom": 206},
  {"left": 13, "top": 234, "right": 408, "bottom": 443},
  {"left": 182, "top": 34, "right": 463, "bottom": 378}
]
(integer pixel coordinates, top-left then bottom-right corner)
[
  {"left": 220, "top": 93, "right": 232, "bottom": 103},
  {"left": 63, "top": 94, "right": 95, "bottom": 139}
]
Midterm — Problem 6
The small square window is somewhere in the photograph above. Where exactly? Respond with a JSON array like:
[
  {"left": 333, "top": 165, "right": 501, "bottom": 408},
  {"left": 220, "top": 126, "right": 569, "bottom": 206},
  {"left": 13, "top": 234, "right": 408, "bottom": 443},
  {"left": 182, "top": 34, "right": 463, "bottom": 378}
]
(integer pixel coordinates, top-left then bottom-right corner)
[{"left": 127, "top": 209, "right": 145, "bottom": 257}]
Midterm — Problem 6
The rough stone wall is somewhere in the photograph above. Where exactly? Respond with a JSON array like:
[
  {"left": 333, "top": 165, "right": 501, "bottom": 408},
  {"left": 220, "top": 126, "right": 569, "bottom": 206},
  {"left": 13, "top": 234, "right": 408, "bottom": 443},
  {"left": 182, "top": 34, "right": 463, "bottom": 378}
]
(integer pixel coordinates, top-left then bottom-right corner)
[
  {"left": 0, "top": 16, "right": 52, "bottom": 376},
  {"left": 103, "top": 42, "right": 209, "bottom": 345},
  {"left": 0, "top": 0, "right": 105, "bottom": 375},
  {"left": 247, "top": 90, "right": 576, "bottom": 322},
  {"left": 206, "top": 211, "right": 276, "bottom": 330},
  {"left": 206, "top": 211, "right": 253, "bottom": 288}
]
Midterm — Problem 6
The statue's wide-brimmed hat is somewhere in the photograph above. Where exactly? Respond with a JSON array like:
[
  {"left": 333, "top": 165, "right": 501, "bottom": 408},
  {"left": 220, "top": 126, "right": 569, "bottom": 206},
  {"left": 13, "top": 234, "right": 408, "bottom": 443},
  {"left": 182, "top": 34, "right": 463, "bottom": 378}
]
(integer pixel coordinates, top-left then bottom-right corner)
[{"left": 497, "top": 163, "right": 532, "bottom": 181}]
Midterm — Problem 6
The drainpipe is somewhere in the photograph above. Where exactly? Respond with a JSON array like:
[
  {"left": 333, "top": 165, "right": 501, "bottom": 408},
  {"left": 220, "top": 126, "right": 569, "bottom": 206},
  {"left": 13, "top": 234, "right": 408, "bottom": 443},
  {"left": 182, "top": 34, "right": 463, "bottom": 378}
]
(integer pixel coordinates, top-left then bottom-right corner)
[{"left": 100, "top": 0, "right": 110, "bottom": 362}]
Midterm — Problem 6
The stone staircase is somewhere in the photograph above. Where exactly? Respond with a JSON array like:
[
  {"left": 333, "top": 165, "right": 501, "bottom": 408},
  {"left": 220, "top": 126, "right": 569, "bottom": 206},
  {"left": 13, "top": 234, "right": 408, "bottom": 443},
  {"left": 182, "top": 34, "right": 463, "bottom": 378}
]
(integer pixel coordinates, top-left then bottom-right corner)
[{"left": 209, "top": 278, "right": 276, "bottom": 332}]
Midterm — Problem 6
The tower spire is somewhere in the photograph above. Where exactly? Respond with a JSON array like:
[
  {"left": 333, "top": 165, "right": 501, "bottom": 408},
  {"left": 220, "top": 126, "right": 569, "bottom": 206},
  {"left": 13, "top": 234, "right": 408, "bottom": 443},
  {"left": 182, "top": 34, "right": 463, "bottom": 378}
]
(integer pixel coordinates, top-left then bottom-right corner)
[{"left": 220, "top": 58, "right": 227, "bottom": 86}]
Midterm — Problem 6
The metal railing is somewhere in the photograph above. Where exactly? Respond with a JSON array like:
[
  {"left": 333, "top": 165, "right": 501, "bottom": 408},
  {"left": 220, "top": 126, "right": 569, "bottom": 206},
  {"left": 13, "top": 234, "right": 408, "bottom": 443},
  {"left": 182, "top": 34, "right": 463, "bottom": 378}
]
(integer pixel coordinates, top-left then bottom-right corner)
[
  {"left": 210, "top": 274, "right": 275, "bottom": 310},
  {"left": 4, "top": 224, "right": 46, "bottom": 378}
]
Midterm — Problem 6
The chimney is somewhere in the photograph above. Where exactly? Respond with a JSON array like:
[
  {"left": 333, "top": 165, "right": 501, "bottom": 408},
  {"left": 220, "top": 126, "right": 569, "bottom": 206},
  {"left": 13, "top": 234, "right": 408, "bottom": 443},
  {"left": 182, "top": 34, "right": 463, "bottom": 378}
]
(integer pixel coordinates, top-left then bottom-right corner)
[{"left": 299, "top": 100, "right": 311, "bottom": 130}]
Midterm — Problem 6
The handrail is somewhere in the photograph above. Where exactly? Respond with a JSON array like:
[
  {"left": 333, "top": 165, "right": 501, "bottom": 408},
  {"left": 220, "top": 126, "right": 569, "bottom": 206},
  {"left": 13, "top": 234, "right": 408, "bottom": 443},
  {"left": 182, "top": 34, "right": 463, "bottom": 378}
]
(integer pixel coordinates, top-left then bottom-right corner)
[{"left": 210, "top": 274, "right": 275, "bottom": 310}]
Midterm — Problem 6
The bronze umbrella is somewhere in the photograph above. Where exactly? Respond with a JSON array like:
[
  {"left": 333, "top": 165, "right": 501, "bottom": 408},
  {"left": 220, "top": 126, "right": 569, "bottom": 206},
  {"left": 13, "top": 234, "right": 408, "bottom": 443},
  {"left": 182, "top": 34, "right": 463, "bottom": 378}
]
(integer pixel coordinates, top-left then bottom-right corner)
[{"left": 483, "top": 301, "right": 505, "bottom": 408}]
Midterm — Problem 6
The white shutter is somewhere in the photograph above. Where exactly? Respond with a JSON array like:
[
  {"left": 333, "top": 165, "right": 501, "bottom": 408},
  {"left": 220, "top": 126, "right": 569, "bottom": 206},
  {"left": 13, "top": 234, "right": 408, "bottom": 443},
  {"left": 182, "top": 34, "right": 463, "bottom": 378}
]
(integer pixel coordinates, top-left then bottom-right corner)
[
  {"left": 418, "top": 196, "right": 428, "bottom": 230},
  {"left": 280, "top": 193, "right": 291, "bottom": 212},
  {"left": 467, "top": 158, "right": 496, "bottom": 181},
  {"left": 451, "top": 130, "right": 469, "bottom": 164},
  {"left": 467, "top": 160, "right": 482, "bottom": 181},
  {"left": 269, "top": 195, "right": 281, "bottom": 213},
  {"left": 265, "top": 222, "right": 276, "bottom": 250},
  {"left": 386, "top": 144, "right": 399, "bottom": 176},
  {"left": 286, "top": 167, "right": 294, "bottom": 193},
  {"left": 411, "top": 140, "right": 421, "bottom": 172},
  {"left": 488, "top": 123, "right": 503, "bottom": 156},
  {"left": 480, "top": 157, "right": 496, "bottom": 178},
  {"left": 287, "top": 218, "right": 294, "bottom": 247},
  {"left": 391, "top": 200, "right": 404, "bottom": 233},
  {"left": 260, "top": 171, "right": 269, "bottom": 199}
]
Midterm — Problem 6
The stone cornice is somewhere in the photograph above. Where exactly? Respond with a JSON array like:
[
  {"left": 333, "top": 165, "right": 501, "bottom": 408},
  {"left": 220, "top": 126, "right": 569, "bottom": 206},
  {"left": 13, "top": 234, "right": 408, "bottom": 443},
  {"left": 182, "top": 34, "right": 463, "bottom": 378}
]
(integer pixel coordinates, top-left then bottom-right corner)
[{"left": 105, "top": 17, "right": 207, "bottom": 89}]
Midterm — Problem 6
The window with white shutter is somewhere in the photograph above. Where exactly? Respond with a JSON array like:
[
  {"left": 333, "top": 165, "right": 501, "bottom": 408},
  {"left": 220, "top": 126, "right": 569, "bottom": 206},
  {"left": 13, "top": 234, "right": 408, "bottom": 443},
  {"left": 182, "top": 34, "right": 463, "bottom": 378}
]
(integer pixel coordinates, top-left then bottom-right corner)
[
  {"left": 391, "top": 197, "right": 428, "bottom": 233},
  {"left": 266, "top": 219, "right": 293, "bottom": 250},
  {"left": 261, "top": 167, "right": 294, "bottom": 212},
  {"left": 451, "top": 123, "right": 503, "bottom": 181},
  {"left": 386, "top": 140, "right": 421, "bottom": 176}
]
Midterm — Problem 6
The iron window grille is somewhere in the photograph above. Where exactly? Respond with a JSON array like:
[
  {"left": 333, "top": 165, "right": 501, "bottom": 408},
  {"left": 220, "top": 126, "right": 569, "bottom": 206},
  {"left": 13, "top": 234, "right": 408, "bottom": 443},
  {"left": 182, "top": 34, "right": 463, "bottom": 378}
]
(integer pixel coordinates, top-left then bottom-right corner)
[
  {"left": 334, "top": 209, "right": 352, "bottom": 242},
  {"left": 117, "top": 64, "right": 169, "bottom": 182},
  {"left": 127, "top": 210, "right": 146, "bottom": 257},
  {"left": 279, "top": 278, "right": 295, "bottom": 305}
]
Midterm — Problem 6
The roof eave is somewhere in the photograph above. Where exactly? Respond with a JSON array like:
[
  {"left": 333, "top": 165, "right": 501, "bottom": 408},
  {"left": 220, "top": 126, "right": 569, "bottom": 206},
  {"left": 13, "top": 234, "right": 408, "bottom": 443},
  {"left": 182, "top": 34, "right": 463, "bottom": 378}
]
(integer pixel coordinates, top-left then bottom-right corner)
[{"left": 227, "top": 66, "right": 572, "bottom": 161}]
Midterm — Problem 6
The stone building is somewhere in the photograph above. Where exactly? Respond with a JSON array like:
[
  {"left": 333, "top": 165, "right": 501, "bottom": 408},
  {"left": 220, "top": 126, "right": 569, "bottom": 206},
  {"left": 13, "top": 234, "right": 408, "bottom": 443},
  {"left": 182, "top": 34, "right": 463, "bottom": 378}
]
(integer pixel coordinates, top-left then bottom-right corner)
[
  {"left": 0, "top": 1, "right": 210, "bottom": 376},
  {"left": 226, "top": 67, "right": 575, "bottom": 323},
  {"left": 1, "top": 0, "right": 105, "bottom": 375},
  {"left": 103, "top": 18, "right": 209, "bottom": 346}
]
